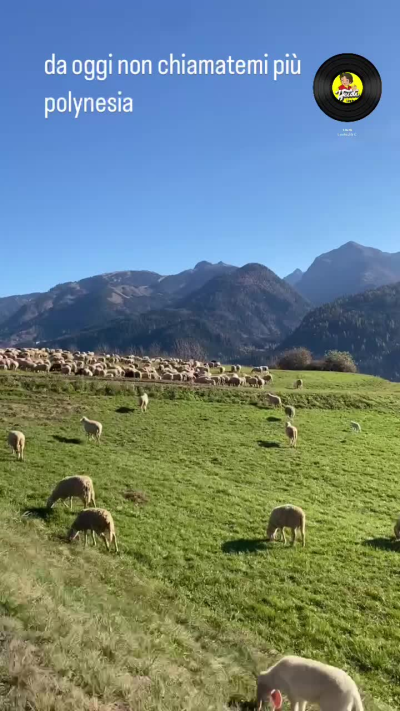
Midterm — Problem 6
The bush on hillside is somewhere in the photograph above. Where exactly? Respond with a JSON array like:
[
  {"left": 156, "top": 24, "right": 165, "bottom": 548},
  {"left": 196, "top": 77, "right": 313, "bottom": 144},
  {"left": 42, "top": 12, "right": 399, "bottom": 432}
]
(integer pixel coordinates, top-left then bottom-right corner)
[
  {"left": 323, "top": 350, "right": 358, "bottom": 373},
  {"left": 277, "top": 348, "right": 313, "bottom": 370}
]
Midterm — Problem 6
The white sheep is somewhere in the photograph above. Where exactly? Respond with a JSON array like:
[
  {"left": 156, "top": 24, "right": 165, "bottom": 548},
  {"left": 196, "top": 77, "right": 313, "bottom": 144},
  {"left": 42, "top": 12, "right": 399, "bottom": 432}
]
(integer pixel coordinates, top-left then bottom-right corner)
[
  {"left": 350, "top": 421, "right": 361, "bottom": 433},
  {"left": 267, "top": 393, "right": 282, "bottom": 407},
  {"left": 285, "top": 421, "right": 298, "bottom": 447},
  {"left": 284, "top": 405, "right": 295, "bottom": 419},
  {"left": 256, "top": 655, "right": 364, "bottom": 711},
  {"left": 266, "top": 504, "right": 305, "bottom": 546},
  {"left": 47, "top": 475, "right": 96, "bottom": 510},
  {"left": 139, "top": 393, "right": 149, "bottom": 412},
  {"left": 68, "top": 508, "right": 118, "bottom": 552},
  {"left": 196, "top": 376, "right": 213, "bottom": 385},
  {"left": 8, "top": 430, "right": 25, "bottom": 461},
  {"left": 80, "top": 417, "right": 102, "bottom": 443}
]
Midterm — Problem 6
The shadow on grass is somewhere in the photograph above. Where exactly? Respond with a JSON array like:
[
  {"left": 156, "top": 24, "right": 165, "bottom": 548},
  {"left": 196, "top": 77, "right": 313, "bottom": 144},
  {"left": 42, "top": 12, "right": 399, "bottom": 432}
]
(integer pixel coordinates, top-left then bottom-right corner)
[
  {"left": 257, "top": 440, "right": 281, "bottom": 449},
  {"left": 52, "top": 435, "right": 82, "bottom": 445},
  {"left": 363, "top": 537, "right": 400, "bottom": 552},
  {"left": 222, "top": 538, "right": 267, "bottom": 554},
  {"left": 116, "top": 406, "right": 136, "bottom": 414},
  {"left": 22, "top": 506, "right": 53, "bottom": 521},
  {"left": 266, "top": 416, "right": 281, "bottom": 423},
  {"left": 228, "top": 696, "right": 256, "bottom": 709}
]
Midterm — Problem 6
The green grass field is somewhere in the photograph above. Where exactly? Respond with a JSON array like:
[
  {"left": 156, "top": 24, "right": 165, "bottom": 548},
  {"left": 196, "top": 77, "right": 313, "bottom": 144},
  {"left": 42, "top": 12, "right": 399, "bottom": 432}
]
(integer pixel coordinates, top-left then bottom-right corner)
[{"left": 0, "top": 370, "right": 399, "bottom": 710}]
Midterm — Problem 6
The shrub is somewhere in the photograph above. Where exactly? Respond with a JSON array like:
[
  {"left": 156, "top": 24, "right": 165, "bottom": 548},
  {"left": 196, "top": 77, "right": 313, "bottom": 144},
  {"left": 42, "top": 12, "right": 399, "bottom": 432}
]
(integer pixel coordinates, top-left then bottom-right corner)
[
  {"left": 277, "top": 348, "right": 313, "bottom": 370},
  {"left": 323, "top": 350, "right": 358, "bottom": 373}
]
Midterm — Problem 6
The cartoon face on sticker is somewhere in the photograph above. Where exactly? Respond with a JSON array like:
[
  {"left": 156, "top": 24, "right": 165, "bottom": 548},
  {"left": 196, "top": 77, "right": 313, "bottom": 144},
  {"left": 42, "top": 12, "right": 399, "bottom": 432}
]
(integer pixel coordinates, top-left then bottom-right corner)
[{"left": 332, "top": 72, "right": 364, "bottom": 103}]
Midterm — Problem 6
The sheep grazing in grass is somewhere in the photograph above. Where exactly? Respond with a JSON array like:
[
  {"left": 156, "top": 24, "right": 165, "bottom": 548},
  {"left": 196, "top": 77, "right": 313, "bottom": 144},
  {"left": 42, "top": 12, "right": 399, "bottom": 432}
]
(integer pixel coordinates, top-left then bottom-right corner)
[
  {"left": 285, "top": 421, "right": 298, "bottom": 447},
  {"left": 294, "top": 378, "right": 303, "bottom": 389},
  {"left": 139, "top": 393, "right": 149, "bottom": 412},
  {"left": 80, "top": 417, "right": 102, "bottom": 443},
  {"left": 47, "top": 475, "right": 96, "bottom": 510},
  {"left": 68, "top": 508, "right": 118, "bottom": 552},
  {"left": 394, "top": 517, "right": 400, "bottom": 539},
  {"left": 351, "top": 421, "right": 361, "bottom": 433},
  {"left": 284, "top": 405, "right": 295, "bottom": 419},
  {"left": 267, "top": 393, "right": 282, "bottom": 407},
  {"left": 8, "top": 430, "right": 25, "bottom": 461},
  {"left": 256, "top": 655, "right": 364, "bottom": 711},
  {"left": 266, "top": 504, "right": 305, "bottom": 547}
]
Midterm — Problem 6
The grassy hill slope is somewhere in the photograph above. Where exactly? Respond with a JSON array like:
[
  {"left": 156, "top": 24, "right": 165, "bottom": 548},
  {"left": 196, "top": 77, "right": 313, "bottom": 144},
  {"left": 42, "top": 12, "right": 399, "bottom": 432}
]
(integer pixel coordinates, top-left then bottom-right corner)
[{"left": 0, "top": 371, "right": 398, "bottom": 710}]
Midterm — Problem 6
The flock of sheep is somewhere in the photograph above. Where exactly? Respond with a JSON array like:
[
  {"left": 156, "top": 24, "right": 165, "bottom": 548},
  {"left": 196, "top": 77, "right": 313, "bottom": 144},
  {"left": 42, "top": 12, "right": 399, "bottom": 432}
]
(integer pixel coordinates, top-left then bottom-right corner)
[
  {"left": 2, "top": 346, "right": 387, "bottom": 710},
  {"left": 0, "top": 346, "right": 282, "bottom": 388}
]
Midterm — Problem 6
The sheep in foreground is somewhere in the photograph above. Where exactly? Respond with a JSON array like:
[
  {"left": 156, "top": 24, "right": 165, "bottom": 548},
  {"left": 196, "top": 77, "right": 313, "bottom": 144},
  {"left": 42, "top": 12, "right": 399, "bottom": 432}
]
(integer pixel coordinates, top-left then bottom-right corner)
[
  {"left": 285, "top": 421, "right": 298, "bottom": 447},
  {"left": 8, "top": 430, "right": 25, "bottom": 461},
  {"left": 267, "top": 393, "right": 282, "bottom": 407},
  {"left": 68, "top": 508, "right": 118, "bottom": 552},
  {"left": 47, "top": 475, "right": 96, "bottom": 510},
  {"left": 80, "top": 417, "right": 102, "bottom": 442},
  {"left": 256, "top": 655, "right": 363, "bottom": 710},
  {"left": 139, "top": 393, "right": 149, "bottom": 412},
  {"left": 350, "top": 421, "right": 361, "bottom": 433},
  {"left": 266, "top": 504, "right": 305, "bottom": 546},
  {"left": 284, "top": 405, "right": 295, "bottom": 419},
  {"left": 294, "top": 378, "right": 303, "bottom": 389}
]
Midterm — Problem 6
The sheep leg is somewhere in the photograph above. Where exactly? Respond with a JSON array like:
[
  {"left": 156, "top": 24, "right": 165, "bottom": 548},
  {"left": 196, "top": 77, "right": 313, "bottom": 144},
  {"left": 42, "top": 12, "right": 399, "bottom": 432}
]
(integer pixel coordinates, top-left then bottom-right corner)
[
  {"left": 100, "top": 533, "right": 110, "bottom": 551},
  {"left": 301, "top": 527, "right": 306, "bottom": 547},
  {"left": 113, "top": 534, "right": 119, "bottom": 553},
  {"left": 84, "top": 531, "right": 88, "bottom": 548},
  {"left": 70, "top": 497, "right": 73, "bottom": 510},
  {"left": 91, "top": 530, "right": 96, "bottom": 546},
  {"left": 62, "top": 500, "right": 69, "bottom": 509},
  {"left": 291, "top": 528, "right": 296, "bottom": 546},
  {"left": 281, "top": 528, "right": 287, "bottom": 545}
]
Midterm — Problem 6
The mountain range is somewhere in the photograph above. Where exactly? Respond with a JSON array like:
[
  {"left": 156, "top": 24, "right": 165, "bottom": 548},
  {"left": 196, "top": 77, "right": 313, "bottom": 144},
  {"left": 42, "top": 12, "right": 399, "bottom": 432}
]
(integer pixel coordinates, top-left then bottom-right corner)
[
  {"left": 286, "top": 241, "right": 400, "bottom": 305},
  {"left": 1, "top": 241, "right": 400, "bottom": 377},
  {"left": 281, "top": 282, "right": 400, "bottom": 381}
]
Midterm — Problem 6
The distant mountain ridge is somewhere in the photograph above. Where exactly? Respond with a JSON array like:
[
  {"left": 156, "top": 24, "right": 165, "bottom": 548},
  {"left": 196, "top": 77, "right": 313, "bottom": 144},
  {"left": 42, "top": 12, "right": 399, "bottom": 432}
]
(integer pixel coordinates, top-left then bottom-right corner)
[
  {"left": 284, "top": 268, "right": 303, "bottom": 287},
  {"left": 0, "top": 261, "right": 237, "bottom": 347},
  {"left": 286, "top": 241, "right": 400, "bottom": 305},
  {"left": 40, "top": 263, "right": 311, "bottom": 360}
]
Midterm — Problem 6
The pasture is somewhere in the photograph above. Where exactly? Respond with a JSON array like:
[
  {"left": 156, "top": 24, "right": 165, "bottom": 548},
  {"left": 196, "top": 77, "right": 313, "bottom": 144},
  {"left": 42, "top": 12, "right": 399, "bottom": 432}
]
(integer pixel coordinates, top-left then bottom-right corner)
[{"left": 0, "top": 369, "right": 399, "bottom": 710}]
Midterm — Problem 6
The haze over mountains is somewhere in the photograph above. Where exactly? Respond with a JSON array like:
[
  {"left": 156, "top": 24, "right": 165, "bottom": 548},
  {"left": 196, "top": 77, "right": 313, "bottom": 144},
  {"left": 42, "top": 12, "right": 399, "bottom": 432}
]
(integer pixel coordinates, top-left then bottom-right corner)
[{"left": 1, "top": 241, "right": 400, "bottom": 377}]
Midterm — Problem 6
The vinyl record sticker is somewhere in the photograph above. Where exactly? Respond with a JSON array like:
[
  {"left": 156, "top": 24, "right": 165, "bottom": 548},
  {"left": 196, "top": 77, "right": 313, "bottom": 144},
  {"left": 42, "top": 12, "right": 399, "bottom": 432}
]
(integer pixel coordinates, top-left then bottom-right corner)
[{"left": 313, "top": 54, "right": 382, "bottom": 121}]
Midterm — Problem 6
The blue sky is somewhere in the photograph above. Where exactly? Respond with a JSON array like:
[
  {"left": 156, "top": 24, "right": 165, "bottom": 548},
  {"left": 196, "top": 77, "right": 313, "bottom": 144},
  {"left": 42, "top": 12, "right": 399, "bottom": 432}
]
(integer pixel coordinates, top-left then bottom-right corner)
[{"left": 0, "top": 0, "right": 398, "bottom": 297}]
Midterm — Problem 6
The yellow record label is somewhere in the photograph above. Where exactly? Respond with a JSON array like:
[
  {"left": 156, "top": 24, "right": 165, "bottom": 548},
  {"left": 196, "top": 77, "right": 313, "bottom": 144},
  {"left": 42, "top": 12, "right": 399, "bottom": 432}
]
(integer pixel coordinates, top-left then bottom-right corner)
[{"left": 332, "top": 72, "right": 363, "bottom": 103}]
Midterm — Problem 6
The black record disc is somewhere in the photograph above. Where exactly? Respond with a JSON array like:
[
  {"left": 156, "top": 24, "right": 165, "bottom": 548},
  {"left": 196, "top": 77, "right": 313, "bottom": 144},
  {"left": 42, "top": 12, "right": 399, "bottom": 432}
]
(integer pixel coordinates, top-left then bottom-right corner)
[{"left": 313, "top": 53, "right": 382, "bottom": 121}]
